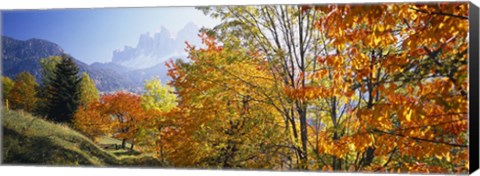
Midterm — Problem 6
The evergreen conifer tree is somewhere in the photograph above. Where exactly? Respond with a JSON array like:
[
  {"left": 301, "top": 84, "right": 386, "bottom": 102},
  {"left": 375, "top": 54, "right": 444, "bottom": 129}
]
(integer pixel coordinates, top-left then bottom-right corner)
[
  {"left": 35, "top": 56, "right": 62, "bottom": 116},
  {"left": 46, "top": 54, "right": 82, "bottom": 123}
]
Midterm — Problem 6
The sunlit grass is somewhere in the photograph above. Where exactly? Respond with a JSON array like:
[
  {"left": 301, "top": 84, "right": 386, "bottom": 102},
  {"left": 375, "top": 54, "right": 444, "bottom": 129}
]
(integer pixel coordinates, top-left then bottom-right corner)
[{"left": 1, "top": 108, "right": 162, "bottom": 167}]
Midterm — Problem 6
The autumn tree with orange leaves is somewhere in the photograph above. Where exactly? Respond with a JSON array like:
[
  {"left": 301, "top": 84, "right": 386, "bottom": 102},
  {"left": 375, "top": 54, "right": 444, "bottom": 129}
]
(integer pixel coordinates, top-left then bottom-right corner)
[
  {"left": 7, "top": 72, "right": 38, "bottom": 113},
  {"left": 74, "top": 92, "right": 151, "bottom": 150},
  {"left": 196, "top": 2, "right": 469, "bottom": 173},
  {"left": 74, "top": 101, "right": 111, "bottom": 140},
  {"left": 102, "top": 92, "right": 149, "bottom": 150},
  {"left": 166, "top": 34, "right": 289, "bottom": 168},
  {"left": 303, "top": 3, "right": 469, "bottom": 173}
]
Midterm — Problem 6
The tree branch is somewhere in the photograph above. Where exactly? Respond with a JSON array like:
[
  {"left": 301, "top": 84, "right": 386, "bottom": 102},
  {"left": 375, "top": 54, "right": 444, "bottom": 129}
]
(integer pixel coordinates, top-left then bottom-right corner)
[
  {"left": 409, "top": 7, "right": 468, "bottom": 20},
  {"left": 375, "top": 147, "right": 397, "bottom": 171},
  {"left": 372, "top": 129, "right": 468, "bottom": 148}
]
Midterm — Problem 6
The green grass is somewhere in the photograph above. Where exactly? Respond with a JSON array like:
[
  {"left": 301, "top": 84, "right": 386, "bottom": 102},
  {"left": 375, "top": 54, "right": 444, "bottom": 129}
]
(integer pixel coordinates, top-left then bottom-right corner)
[
  {"left": 1, "top": 109, "right": 163, "bottom": 167},
  {"left": 96, "top": 136, "right": 142, "bottom": 157}
]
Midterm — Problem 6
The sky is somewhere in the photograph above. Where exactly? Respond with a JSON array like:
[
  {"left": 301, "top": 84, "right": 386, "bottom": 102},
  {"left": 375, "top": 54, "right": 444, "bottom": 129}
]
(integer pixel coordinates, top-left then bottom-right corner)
[{"left": 1, "top": 7, "right": 219, "bottom": 64}]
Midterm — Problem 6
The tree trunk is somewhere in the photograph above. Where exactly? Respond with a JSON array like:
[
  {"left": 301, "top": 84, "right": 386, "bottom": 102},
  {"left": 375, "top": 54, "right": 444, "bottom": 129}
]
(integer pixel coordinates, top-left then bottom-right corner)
[
  {"left": 121, "top": 139, "right": 126, "bottom": 149},
  {"left": 331, "top": 97, "right": 341, "bottom": 170},
  {"left": 361, "top": 53, "right": 377, "bottom": 168},
  {"left": 297, "top": 103, "right": 308, "bottom": 169},
  {"left": 130, "top": 142, "right": 134, "bottom": 150}
]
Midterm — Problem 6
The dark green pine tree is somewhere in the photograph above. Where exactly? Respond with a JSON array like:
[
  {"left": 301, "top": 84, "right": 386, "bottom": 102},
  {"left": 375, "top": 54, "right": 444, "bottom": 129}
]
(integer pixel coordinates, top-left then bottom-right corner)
[{"left": 46, "top": 54, "right": 82, "bottom": 123}]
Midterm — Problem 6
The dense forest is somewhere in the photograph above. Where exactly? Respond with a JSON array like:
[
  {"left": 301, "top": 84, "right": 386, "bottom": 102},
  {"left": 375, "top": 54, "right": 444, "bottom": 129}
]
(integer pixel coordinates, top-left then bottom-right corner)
[{"left": 1, "top": 2, "right": 470, "bottom": 174}]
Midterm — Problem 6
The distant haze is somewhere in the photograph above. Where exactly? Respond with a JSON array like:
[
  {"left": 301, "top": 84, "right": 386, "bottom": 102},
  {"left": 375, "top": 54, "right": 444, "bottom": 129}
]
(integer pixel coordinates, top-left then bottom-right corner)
[{"left": 111, "top": 22, "right": 202, "bottom": 69}]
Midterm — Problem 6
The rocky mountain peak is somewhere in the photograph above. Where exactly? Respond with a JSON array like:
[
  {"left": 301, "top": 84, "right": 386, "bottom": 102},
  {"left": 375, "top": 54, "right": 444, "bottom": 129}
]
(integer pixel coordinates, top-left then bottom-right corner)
[{"left": 111, "top": 22, "right": 201, "bottom": 69}]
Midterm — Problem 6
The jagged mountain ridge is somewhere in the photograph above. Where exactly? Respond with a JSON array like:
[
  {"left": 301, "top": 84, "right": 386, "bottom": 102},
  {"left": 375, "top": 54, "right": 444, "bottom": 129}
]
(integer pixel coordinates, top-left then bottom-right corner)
[{"left": 112, "top": 22, "right": 200, "bottom": 69}]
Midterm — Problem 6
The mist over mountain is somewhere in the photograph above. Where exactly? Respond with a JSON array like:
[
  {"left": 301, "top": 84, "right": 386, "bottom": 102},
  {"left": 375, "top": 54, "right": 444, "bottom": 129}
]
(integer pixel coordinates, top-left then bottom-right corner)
[{"left": 112, "top": 22, "right": 201, "bottom": 69}]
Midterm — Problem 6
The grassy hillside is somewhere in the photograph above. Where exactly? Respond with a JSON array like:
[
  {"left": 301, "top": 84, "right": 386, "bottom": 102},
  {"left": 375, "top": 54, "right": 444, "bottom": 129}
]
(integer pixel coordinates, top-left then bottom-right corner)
[{"left": 1, "top": 109, "right": 162, "bottom": 167}]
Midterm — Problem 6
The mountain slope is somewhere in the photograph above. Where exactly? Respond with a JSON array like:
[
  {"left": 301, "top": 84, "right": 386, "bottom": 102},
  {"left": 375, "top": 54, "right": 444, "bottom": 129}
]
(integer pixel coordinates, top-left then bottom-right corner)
[
  {"left": 90, "top": 62, "right": 133, "bottom": 74},
  {"left": 73, "top": 60, "right": 137, "bottom": 92},
  {"left": 1, "top": 109, "right": 162, "bottom": 166},
  {"left": 2, "top": 36, "right": 64, "bottom": 80},
  {"left": 1, "top": 36, "right": 136, "bottom": 92},
  {"left": 2, "top": 109, "right": 119, "bottom": 166},
  {"left": 126, "top": 61, "right": 172, "bottom": 86}
]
